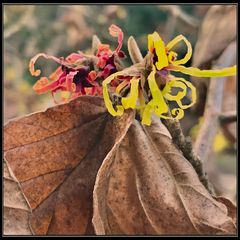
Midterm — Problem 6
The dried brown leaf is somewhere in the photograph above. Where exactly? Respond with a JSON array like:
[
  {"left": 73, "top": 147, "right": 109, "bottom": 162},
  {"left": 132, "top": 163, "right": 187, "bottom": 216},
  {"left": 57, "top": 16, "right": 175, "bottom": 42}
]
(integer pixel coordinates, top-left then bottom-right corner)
[
  {"left": 214, "top": 196, "right": 236, "bottom": 226},
  {"left": 3, "top": 161, "right": 32, "bottom": 235},
  {"left": 4, "top": 96, "right": 236, "bottom": 235},
  {"left": 221, "top": 75, "right": 236, "bottom": 143},
  {"left": 192, "top": 5, "right": 236, "bottom": 68},
  {"left": 92, "top": 118, "right": 236, "bottom": 235},
  {"left": 191, "top": 6, "right": 236, "bottom": 115},
  {"left": 4, "top": 96, "right": 135, "bottom": 235}
]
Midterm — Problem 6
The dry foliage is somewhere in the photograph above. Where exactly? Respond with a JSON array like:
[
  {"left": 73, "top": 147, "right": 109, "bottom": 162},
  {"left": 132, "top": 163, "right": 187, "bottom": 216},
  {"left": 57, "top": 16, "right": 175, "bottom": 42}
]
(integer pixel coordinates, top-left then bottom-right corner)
[
  {"left": 3, "top": 161, "right": 32, "bottom": 235},
  {"left": 191, "top": 5, "right": 236, "bottom": 115},
  {"left": 221, "top": 75, "right": 236, "bottom": 143},
  {"left": 192, "top": 5, "right": 236, "bottom": 69},
  {"left": 4, "top": 96, "right": 236, "bottom": 235}
]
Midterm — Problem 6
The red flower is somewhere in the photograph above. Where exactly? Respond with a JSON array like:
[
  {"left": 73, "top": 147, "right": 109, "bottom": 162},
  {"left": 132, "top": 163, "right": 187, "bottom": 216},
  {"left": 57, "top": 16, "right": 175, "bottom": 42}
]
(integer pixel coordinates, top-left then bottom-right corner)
[
  {"left": 30, "top": 52, "right": 101, "bottom": 103},
  {"left": 29, "top": 24, "right": 127, "bottom": 103}
]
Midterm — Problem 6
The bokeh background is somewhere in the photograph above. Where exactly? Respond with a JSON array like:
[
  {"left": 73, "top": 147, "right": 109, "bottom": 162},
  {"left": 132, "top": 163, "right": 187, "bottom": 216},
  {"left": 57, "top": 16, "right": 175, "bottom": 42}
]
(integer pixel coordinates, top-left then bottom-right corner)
[{"left": 3, "top": 4, "right": 236, "bottom": 203}]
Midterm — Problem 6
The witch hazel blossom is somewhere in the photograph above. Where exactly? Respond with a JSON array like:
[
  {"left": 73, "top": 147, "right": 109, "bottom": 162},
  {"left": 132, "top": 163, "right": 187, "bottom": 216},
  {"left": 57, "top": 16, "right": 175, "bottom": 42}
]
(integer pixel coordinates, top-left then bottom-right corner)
[
  {"left": 102, "top": 30, "right": 237, "bottom": 125},
  {"left": 29, "top": 24, "right": 127, "bottom": 103}
]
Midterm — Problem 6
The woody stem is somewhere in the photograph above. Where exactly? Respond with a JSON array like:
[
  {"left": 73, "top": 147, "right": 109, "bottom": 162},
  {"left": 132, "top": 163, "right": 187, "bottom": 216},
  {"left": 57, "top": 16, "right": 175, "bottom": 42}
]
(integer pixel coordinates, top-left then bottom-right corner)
[{"left": 161, "top": 112, "right": 214, "bottom": 194}]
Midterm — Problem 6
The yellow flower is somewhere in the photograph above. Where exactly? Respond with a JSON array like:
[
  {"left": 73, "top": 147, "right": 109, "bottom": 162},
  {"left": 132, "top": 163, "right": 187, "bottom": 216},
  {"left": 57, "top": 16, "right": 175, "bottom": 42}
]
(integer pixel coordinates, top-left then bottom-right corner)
[{"left": 103, "top": 31, "right": 237, "bottom": 125}]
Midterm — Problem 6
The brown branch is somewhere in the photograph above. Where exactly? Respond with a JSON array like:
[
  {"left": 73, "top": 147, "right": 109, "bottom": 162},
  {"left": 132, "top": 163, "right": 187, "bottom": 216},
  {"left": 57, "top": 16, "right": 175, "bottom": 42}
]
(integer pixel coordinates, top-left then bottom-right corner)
[
  {"left": 161, "top": 114, "right": 214, "bottom": 194},
  {"left": 194, "top": 41, "right": 236, "bottom": 163},
  {"left": 159, "top": 5, "right": 200, "bottom": 28},
  {"left": 163, "top": 14, "right": 178, "bottom": 43},
  {"left": 219, "top": 111, "right": 237, "bottom": 125}
]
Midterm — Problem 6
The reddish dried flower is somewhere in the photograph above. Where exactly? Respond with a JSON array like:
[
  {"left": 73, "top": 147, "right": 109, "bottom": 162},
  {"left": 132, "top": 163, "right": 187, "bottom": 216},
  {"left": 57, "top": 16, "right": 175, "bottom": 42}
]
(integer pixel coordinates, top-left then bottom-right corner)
[
  {"left": 29, "top": 24, "right": 127, "bottom": 103},
  {"left": 29, "top": 52, "right": 101, "bottom": 103}
]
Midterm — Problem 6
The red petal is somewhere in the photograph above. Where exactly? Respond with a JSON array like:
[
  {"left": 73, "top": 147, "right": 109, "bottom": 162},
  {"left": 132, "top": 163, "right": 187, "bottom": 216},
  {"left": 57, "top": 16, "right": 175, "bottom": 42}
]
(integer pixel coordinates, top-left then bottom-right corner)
[
  {"left": 33, "top": 75, "right": 66, "bottom": 94},
  {"left": 97, "top": 58, "right": 107, "bottom": 68},
  {"left": 109, "top": 24, "right": 123, "bottom": 53},
  {"left": 88, "top": 70, "right": 97, "bottom": 81},
  {"left": 66, "top": 72, "right": 78, "bottom": 92},
  {"left": 97, "top": 44, "right": 111, "bottom": 56},
  {"left": 29, "top": 53, "right": 63, "bottom": 77},
  {"left": 66, "top": 53, "right": 84, "bottom": 64},
  {"left": 49, "top": 66, "right": 64, "bottom": 81},
  {"left": 101, "top": 64, "right": 116, "bottom": 78}
]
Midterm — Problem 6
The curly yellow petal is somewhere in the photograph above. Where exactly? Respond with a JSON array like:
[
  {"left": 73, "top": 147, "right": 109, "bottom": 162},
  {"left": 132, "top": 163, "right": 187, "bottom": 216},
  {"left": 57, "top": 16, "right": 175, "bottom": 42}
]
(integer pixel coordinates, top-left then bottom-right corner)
[
  {"left": 141, "top": 68, "right": 169, "bottom": 125},
  {"left": 102, "top": 71, "right": 125, "bottom": 116},
  {"left": 163, "top": 77, "right": 196, "bottom": 109},
  {"left": 166, "top": 34, "right": 192, "bottom": 65},
  {"left": 148, "top": 34, "right": 154, "bottom": 53},
  {"left": 148, "top": 32, "right": 168, "bottom": 70},
  {"left": 141, "top": 104, "right": 153, "bottom": 126},
  {"left": 171, "top": 65, "right": 237, "bottom": 77},
  {"left": 149, "top": 69, "right": 169, "bottom": 116},
  {"left": 160, "top": 108, "right": 185, "bottom": 120},
  {"left": 176, "top": 78, "right": 196, "bottom": 109},
  {"left": 121, "top": 77, "right": 140, "bottom": 109},
  {"left": 162, "top": 79, "right": 187, "bottom": 101}
]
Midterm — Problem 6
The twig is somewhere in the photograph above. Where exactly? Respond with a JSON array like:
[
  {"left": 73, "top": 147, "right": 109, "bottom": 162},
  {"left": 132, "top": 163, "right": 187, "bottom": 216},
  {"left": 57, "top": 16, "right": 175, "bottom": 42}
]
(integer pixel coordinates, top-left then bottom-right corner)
[
  {"left": 163, "top": 13, "right": 178, "bottom": 42},
  {"left": 160, "top": 5, "right": 200, "bottom": 42},
  {"left": 161, "top": 113, "right": 214, "bottom": 194},
  {"left": 159, "top": 5, "right": 200, "bottom": 28},
  {"left": 219, "top": 111, "right": 237, "bottom": 125},
  {"left": 194, "top": 41, "right": 236, "bottom": 163}
]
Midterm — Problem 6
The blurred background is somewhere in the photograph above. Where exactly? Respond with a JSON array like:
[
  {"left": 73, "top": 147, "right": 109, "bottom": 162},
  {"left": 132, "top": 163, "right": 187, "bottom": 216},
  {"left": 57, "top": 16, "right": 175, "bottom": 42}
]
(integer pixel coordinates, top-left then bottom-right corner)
[{"left": 3, "top": 4, "right": 236, "bottom": 203}]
